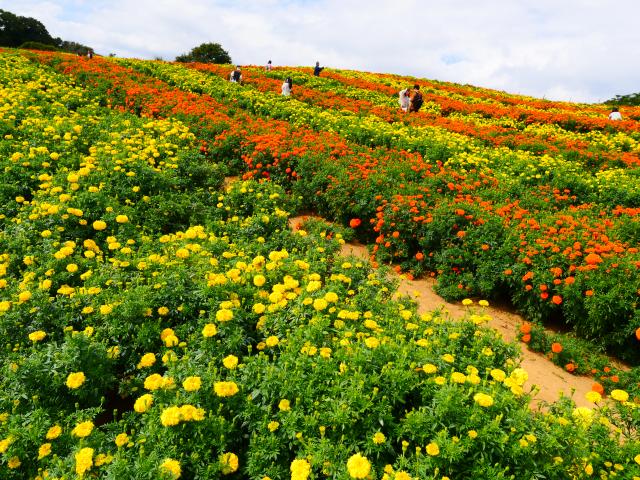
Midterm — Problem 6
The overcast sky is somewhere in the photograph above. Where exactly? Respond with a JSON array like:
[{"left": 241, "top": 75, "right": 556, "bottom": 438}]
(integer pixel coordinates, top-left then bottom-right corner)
[{"left": 3, "top": 0, "right": 639, "bottom": 103}]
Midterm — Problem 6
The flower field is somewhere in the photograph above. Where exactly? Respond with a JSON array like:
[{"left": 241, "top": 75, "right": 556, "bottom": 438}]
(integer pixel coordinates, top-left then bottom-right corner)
[{"left": 0, "top": 49, "right": 639, "bottom": 478}]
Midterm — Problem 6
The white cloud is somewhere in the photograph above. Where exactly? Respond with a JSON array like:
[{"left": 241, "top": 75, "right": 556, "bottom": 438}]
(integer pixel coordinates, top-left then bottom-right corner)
[{"left": 2, "top": 0, "right": 639, "bottom": 102}]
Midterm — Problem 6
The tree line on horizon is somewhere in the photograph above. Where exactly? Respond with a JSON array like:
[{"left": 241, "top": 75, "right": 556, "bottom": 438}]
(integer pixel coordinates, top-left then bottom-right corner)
[{"left": 0, "top": 9, "right": 93, "bottom": 55}]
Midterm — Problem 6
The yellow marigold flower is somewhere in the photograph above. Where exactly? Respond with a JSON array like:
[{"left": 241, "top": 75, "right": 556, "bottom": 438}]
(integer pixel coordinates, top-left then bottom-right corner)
[
  {"left": 92, "top": 220, "right": 107, "bottom": 231},
  {"left": 67, "top": 263, "right": 78, "bottom": 273},
  {"left": 137, "top": 353, "right": 156, "bottom": 369},
  {"left": 442, "top": 353, "right": 454, "bottom": 363},
  {"left": 372, "top": 432, "right": 386, "bottom": 444},
  {"left": 175, "top": 248, "right": 190, "bottom": 259},
  {"left": 313, "top": 298, "right": 328, "bottom": 311},
  {"left": 490, "top": 368, "right": 506, "bottom": 381},
  {"left": 585, "top": 391, "right": 602, "bottom": 403},
  {"left": 290, "top": 458, "right": 311, "bottom": 480},
  {"left": 634, "top": 454, "right": 640, "bottom": 465},
  {"left": 610, "top": 389, "right": 629, "bottom": 402},
  {"left": 158, "top": 306, "right": 169, "bottom": 316},
  {"left": 263, "top": 419, "right": 279, "bottom": 432},
  {"left": 509, "top": 368, "right": 528, "bottom": 386},
  {"left": 134, "top": 394, "right": 154, "bottom": 413},
  {"left": 462, "top": 298, "right": 473, "bottom": 306},
  {"left": 473, "top": 392, "right": 494, "bottom": 407},
  {"left": 202, "top": 323, "right": 218, "bottom": 337},
  {"left": 0, "top": 300, "right": 11, "bottom": 312},
  {"left": 422, "top": 363, "right": 437, "bottom": 374},
  {"left": 468, "top": 430, "right": 478, "bottom": 439},
  {"left": 8, "top": 456, "right": 21, "bottom": 469},
  {"left": 160, "top": 328, "right": 175, "bottom": 340},
  {"left": 99, "top": 304, "right": 113, "bottom": 315},
  {"left": 115, "top": 215, "right": 129, "bottom": 223},
  {"left": 426, "top": 442, "right": 440, "bottom": 456},
  {"left": 214, "top": 381, "right": 239, "bottom": 397},
  {"left": 29, "top": 331, "right": 47, "bottom": 342},
  {"left": 347, "top": 453, "right": 371, "bottom": 479},
  {"left": 253, "top": 275, "right": 266, "bottom": 287},
  {"left": 46, "top": 425, "right": 62, "bottom": 440},
  {"left": 66, "top": 371, "right": 86, "bottom": 389},
  {"left": 279, "top": 399, "right": 291, "bottom": 411},
  {"left": 18, "top": 290, "right": 32, "bottom": 302},
  {"left": 38, "top": 442, "right": 52, "bottom": 459},
  {"left": 364, "top": 337, "right": 380, "bottom": 348},
  {"left": 72, "top": 420, "right": 94, "bottom": 438},
  {"left": 160, "top": 458, "right": 181, "bottom": 479},
  {"left": 585, "top": 464, "right": 593, "bottom": 475},
  {"left": 216, "top": 308, "right": 233, "bottom": 322},
  {"left": 182, "top": 376, "right": 202, "bottom": 391},
  {"left": 395, "top": 472, "right": 412, "bottom": 480},
  {"left": 161, "top": 406, "right": 182, "bottom": 427},
  {"left": 265, "top": 336, "right": 279, "bottom": 347},
  {"left": 324, "top": 291, "right": 338, "bottom": 303},
  {"left": 220, "top": 452, "right": 239, "bottom": 474},
  {"left": 0, "top": 437, "right": 13, "bottom": 453},
  {"left": 253, "top": 303, "right": 266, "bottom": 314},
  {"left": 115, "top": 433, "right": 129, "bottom": 447},
  {"left": 451, "top": 372, "right": 466, "bottom": 384},
  {"left": 223, "top": 355, "right": 238, "bottom": 369},
  {"left": 164, "top": 334, "right": 179, "bottom": 347},
  {"left": 75, "top": 447, "right": 94, "bottom": 475},
  {"left": 572, "top": 407, "right": 593, "bottom": 427},
  {"left": 144, "top": 374, "right": 164, "bottom": 391}
]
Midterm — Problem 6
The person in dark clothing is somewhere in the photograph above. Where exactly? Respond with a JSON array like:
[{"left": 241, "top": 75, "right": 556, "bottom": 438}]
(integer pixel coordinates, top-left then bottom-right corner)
[
  {"left": 409, "top": 84, "right": 424, "bottom": 112},
  {"left": 313, "top": 61, "right": 324, "bottom": 76}
]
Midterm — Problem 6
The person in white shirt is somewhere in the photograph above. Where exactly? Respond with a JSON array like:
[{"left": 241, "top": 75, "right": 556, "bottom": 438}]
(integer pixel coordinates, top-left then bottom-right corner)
[
  {"left": 399, "top": 87, "right": 411, "bottom": 112},
  {"left": 281, "top": 77, "right": 292, "bottom": 96},
  {"left": 608, "top": 107, "right": 622, "bottom": 121},
  {"left": 266, "top": 60, "right": 273, "bottom": 71},
  {"left": 229, "top": 67, "right": 242, "bottom": 83}
]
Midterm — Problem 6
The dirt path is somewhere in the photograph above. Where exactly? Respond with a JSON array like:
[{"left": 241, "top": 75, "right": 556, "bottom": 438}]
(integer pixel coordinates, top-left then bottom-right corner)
[{"left": 293, "top": 216, "right": 596, "bottom": 408}]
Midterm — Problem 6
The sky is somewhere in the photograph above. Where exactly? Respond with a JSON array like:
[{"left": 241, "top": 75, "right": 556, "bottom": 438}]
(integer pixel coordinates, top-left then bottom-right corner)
[{"left": 2, "top": 0, "right": 639, "bottom": 103}]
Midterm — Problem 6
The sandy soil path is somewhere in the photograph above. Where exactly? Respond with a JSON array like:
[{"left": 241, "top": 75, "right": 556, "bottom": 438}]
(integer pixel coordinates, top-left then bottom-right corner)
[{"left": 293, "top": 217, "right": 596, "bottom": 408}]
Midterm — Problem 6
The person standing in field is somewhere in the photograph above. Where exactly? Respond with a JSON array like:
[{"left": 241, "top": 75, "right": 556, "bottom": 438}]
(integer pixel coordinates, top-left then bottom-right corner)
[
  {"left": 608, "top": 107, "right": 622, "bottom": 121},
  {"left": 229, "top": 66, "right": 243, "bottom": 84},
  {"left": 409, "top": 84, "right": 424, "bottom": 112},
  {"left": 399, "top": 87, "right": 411, "bottom": 112},
  {"left": 266, "top": 60, "right": 273, "bottom": 71},
  {"left": 313, "top": 61, "right": 324, "bottom": 76},
  {"left": 282, "top": 77, "right": 293, "bottom": 96}
]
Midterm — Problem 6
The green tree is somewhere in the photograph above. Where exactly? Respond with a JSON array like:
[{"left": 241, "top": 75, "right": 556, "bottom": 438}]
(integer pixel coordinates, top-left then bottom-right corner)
[
  {"left": 0, "top": 9, "right": 55, "bottom": 47},
  {"left": 175, "top": 42, "right": 232, "bottom": 64},
  {"left": 607, "top": 92, "right": 640, "bottom": 107}
]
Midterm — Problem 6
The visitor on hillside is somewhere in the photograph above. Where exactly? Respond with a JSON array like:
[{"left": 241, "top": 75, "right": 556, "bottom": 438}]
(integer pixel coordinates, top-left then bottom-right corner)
[
  {"left": 409, "top": 84, "right": 424, "bottom": 113},
  {"left": 313, "top": 61, "right": 324, "bottom": 76},
  {"left": 282, "top": 77, "right": 293, "bottom": 96},
  {"left": 399, "top": 87, "right": 411, "bottom": 113},
  {"left": 608, "top": 107, "right": 622, "bottom": 121},
  {"left": 87, "top": 50, "right": 94, "bottom": 59},
  {"left": 266, "top": 60, "right": 273, "bottom": 72},
  {"left": 229, "top": 66, "right": 243, "bottom": 84}
]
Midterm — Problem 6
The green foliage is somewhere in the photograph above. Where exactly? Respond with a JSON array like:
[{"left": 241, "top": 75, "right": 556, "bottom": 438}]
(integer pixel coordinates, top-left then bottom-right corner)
[{"left": 175, "top": 42, "right": 232, "bottom": 65}]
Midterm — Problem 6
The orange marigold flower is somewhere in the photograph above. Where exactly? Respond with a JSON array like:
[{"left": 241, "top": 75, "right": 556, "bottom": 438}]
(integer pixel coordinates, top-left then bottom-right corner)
[
  {"left": 551, "top": 295, "right": 562, "bottom": 305},
  {"left": 635, "top": 327, "right": 640, "bottom": 341},
  {"left": 585, "top": 253, "right": 603, "bottom": 265},
  {"left": 585, "top": 290, "right": 594, "bottom": 296},
  {"left": 349, "top": 218, "right": 361, "bottom": 228},
  {"left": 521, "top": 334, "right": 531, "bottom": 343},
  {"left": 565, "top": 363, "right": 576, "bottom": 373},
  {"left": 520, "top": 322, "right": 532, "bottom": 334},
  {"left": 591, "top": 383, "right": 604, "bottom": 395},
  {"left": 551, "top": 342, "right": 563, "bottom": 354},
  {"left": 415, "top": 252, "right": 424, "bottom": 261}
]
